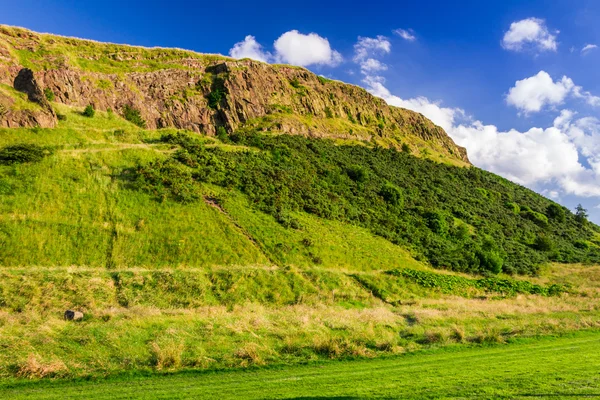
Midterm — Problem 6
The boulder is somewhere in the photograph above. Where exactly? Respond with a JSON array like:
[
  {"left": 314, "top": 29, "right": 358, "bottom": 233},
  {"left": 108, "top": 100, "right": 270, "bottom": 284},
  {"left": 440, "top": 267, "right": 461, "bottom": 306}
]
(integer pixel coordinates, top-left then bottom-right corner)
[
  {"left": 14, "top": 68, "right": 48, "bottom": 105},
  {"left": 64, "top": 310, "right": 84, "bottom": 321}
]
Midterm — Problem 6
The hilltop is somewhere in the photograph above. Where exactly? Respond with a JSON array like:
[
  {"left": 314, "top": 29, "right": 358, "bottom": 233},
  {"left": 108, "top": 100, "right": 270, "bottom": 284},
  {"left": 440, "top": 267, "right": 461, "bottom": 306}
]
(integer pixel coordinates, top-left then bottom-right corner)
[
  {"left": 0, "top": 25, "right": 468, "bottom": 165},
  {"left": 0, "top": 25, "right": 600, "bottom": 380}
]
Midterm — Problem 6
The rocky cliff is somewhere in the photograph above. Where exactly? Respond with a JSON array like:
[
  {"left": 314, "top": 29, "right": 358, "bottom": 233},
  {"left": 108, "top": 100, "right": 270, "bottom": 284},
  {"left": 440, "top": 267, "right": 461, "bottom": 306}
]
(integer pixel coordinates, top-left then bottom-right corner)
[{"left": 0, "top": 25, "right": 469, "bottom": 163}]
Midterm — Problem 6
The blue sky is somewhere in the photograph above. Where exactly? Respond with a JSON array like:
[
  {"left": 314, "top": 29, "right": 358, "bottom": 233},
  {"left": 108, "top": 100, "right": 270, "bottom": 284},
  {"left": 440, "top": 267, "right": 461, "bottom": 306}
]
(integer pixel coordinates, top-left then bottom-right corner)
[{"left": 3, "top": 0, "right": 600, "bottom": 221}]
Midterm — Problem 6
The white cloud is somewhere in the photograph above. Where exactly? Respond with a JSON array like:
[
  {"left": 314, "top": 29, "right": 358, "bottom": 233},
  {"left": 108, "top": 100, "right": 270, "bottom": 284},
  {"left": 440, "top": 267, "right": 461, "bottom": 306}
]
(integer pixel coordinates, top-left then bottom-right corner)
[
  {"left": 364, "top": 74, "right": 600, "bottom": 197},
  {"left": 572, "top": 86, "right": 600, "bottom": 107},
  {"left": 229, "top": 35, "right": 272, "bottom": 63},
  {"left": 229, "top": 31, "right": 341, "bottom": 67},
  {"left": 394, "top": 29, "right": 416, "bottom": 41},
  {"left": 506, "top": 71, "right": 574, "bottom": 114},
  {"left": 353, "top": 36, "right": 392, "bottom": 78},
  {"left": 506, "top": 71, "right": 600, "bottom": 114},
  {"left": 582, "top": 44, "right": 598, "bottom": 54},
  {"left": 360, "top": 58, "right": 388, "bottom": 73},
  {"left": 273, "top": 30, "right": 342, "bottom": 67},
  {"left": 353, "top": 36, "right": 391, "bottom": 63},
  {"left": 502, "top": 18, "right": 558, "bottom": 52}
]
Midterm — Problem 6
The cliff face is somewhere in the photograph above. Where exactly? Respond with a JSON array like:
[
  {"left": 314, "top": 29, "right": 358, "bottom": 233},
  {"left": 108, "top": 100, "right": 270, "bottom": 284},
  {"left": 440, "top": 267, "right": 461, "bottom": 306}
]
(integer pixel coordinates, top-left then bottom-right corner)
[{"left": 0, "top": 25, "right": 469, "bottom": 164}]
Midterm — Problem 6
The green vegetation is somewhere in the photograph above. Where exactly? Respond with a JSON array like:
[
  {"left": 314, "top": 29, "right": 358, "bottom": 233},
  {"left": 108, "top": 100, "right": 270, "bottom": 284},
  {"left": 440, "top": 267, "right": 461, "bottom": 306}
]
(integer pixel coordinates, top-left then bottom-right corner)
[
  {"left": 122, "top": 104, "right": 146, "bottom": 128},
  {"left": 43, "top": 87, "right": 54, "bottom": 102},
  {"left": 136, "top": 131, "right": 600, "bottom": 275},
  {"left": 0, "top": 143, "right": 52, "bottom": 165},
  {"left": 391, "top": 268, "right": 569, "bottom": 296},
  {"left": 1, "top": 107, "right": 600, "bottom": 383},
  {"left": 0, "top": 25, "right": 230, "bottom": 74},
  {"left": 82, "top": 104, "right": 95, "bottom": 118},
  {"left": 3, "top": 331, "right": 600, "bottom": 399}
]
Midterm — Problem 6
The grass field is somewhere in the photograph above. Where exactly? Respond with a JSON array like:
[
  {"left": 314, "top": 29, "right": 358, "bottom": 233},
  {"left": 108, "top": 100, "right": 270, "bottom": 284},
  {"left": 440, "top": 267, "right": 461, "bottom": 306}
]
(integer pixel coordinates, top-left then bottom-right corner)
[
  {"left": 2, "top": 330, "right": 599, "bottom": 399},
  {"left": 2, "top": 105, "right": 600, "bottom": 384}
]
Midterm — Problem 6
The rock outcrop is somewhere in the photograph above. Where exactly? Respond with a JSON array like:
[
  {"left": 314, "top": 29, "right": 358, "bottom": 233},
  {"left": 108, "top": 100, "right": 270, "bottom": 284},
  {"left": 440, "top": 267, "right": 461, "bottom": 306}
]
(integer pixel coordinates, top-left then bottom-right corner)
[{"left": 0, "top": 25, "right": 469, "bottom": 163}]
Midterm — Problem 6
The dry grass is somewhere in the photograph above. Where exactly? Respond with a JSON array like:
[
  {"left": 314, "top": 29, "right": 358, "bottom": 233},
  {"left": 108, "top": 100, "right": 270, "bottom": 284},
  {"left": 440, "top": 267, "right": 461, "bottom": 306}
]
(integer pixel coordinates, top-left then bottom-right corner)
[{"left": 17, "top": 354, "right": 68, "bottom": 379}]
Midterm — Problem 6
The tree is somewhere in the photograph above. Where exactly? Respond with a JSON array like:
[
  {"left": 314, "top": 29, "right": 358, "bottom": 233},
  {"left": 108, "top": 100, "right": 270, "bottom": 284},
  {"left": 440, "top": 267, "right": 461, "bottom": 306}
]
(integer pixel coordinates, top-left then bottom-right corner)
[
  {"left": 575, "top": 204, "right": 588, "bottom": 224},
  {"left": 546, "top": 203, "right": 565, "bottom": 222}
]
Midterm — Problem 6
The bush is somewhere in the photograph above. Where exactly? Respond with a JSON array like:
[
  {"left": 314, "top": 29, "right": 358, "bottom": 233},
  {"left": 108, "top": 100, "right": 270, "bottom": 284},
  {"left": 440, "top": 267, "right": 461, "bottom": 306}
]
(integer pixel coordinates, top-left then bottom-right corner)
[
  {"left": 505, "top": 202, "right": 520, "bottom": 214},
  {"left": 380, "top": 182, "right": 404, "bottom": 207},
  {"left": 324, "top": 107, "right": 333, "bottom": 119},
  {"left": 546, "top": 203, "right": 565, "bottom": 222},
  {"left": 122, "top": 105, "right": 146, "bottom": 128},
  {"left": 523, "top": 209, "right": 549, "bottom": 227},
  {"left": 82, "top": 104, "right": 95, "bottom": 118},
  {"left": 534, "top": 235, "right": 554, "bottom": 252},
  {"left": 290, "top": 78, "right": 301, "bottom": 89},
  {"left": 131, "top": 132, "right": 600, "bottom": 275},
  {"left": 56, "top": 113, "right": 67, "bottom": 121},
  {"left": 424, "top": 210, "right": 449, "bottom": 237},
  {"left": 401, "top": 143, "right": 411, "bottom": 154},
  {"left": 207, "top": 88, "right": 224, "bottom": 109},
  {"left": 43, "top": 87, "right": 55, "bottom": 102},
  {"left": 346, "top": 165, "right": 368, "bottom": 183},
  {"left": 216, "top": 126, "right": 229, "bottom": 142},
  {"left": 0, "top": 144, "right": 52, "bottom": 165}
]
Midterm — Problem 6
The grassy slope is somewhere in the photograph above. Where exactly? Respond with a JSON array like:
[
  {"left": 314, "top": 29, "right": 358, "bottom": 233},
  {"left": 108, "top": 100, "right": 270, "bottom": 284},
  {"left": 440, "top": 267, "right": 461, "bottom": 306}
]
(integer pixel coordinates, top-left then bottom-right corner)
[
  {"left": 1, "top": 106, "right": 600, "bottom": 381},
  {"left": 2, "top": 330, "right": 600, "bottom": 399}
]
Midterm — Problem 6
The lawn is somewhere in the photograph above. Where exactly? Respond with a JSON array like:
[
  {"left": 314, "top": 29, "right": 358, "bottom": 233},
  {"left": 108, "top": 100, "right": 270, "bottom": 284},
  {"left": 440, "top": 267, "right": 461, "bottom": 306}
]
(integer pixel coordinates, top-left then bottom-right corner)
[{"left": 2, "top": 330, "right": 599, "bottom": 399}]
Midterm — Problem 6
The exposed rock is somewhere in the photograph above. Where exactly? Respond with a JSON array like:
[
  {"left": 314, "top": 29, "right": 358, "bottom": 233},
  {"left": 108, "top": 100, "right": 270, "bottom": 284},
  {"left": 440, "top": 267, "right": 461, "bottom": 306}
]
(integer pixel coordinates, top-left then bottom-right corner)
[
  {"left": 0, "top": 25, "right": 469, "bottom": 164},
  {"left": 0, "top": 90, "right": 56, "bottom": 128},
  {"left": 64, "top": 310, "right": 84, "bottom": 321},
  {"left": 14, "top": 68, "right": 47, "bottom": 105}
]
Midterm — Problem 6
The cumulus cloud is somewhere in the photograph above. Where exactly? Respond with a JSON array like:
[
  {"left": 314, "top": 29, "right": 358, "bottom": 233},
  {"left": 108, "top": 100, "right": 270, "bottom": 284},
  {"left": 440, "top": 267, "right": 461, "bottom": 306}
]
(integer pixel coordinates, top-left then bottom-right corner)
[
  {"left": 582, "top": 44, "right": 598, "bottom": 54},
  {"left": 506, "top": 71, "right": 600, "bottom": 114},
  {"left": 273, "top": 30, "right": 342, "bottom": 67},
  {"left": 506, "top": 71, "right": 574, "bottom": 114},
  {"left": 394, "top": 29, "right": 416, "bottom": 41},
  {"left": 229, "top": 30, "right": 342, "bottom": 67},
  {"left": 502, "top": 18, "right": 558, "bottom": 52},
  {"left": 229, "top": 35, "right": 271, "bottom": 63},
  {"left": 364, "top": 74, "right": 600, "bottom": 197},
  {"left": 354, "top": 33, "right": 600, "bottom": 198}
]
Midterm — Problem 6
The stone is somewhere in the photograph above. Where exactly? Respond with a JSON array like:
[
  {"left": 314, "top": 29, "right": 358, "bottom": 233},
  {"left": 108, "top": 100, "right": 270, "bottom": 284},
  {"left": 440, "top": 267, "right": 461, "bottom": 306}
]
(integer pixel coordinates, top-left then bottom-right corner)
[
  {"left": 64, "top": 310, "right": 84, "bottom": 321},
  {"left": 14, "top": 68, "right": 47, "bottom": 105}
]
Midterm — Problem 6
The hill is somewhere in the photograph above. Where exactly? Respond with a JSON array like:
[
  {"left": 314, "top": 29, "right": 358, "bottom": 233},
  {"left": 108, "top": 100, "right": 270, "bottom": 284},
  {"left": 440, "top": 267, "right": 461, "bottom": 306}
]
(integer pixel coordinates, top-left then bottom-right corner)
[{"left": 0, "top": 25, "right": 600, "bottom": 380}]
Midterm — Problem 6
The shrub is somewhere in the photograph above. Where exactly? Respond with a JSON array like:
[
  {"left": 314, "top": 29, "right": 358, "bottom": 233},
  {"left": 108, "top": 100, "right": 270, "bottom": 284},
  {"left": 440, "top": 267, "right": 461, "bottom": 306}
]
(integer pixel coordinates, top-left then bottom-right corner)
[
  {"left": 207, "top": 88, "right": 224, "bottom": 109},
  {"left": 523, "top": 209, "right": 549, "bottom": 227},
  {"left": 56, "top": 113, "right": 67, "bottom": 121},
  {"left": 534, "top": 235, "right": 554, "bottom": 252},
  {"left": 401, "top": 143, "right": 411, "bottom": 154},
  {"left": 290, "top": 77, "right": 301, "bottom": 88},
  {"left": 0, "top": 143, "right": 52, "bottom": 165},
  {"left": 505, "top": 202, "right": 520, "bottom": 214},
  {"left": 43, "top": 87, "right": 55, "bottom": 102},
  {"left": 324, "top": 106, "right": 333, "bottom": 119},
  {"left": 380, "top": 182, "right": 404, "bottom": 207},
  {"left": 82, "top": 104, "right": 95, "bottom": 117},
  {"left": 346, "top": 165, "right": 368, "bottom": 183},
  {"left": 546, "top": 203, "right": 565, "bottom": 222},
  {"left": 424, "top": 210, "right": 450, "bottom": 237},
  {"left": 122, "top": 105, "right": 146, "bottom": 128},
  {"left": 216, "top": 126, "right": 229, "bottom": 142}
]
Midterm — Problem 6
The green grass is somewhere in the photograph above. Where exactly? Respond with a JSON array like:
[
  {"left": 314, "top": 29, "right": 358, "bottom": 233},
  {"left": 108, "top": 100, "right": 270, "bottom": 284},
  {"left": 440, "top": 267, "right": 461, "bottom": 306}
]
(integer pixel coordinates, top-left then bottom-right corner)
[
  {"left": 2, "top": 330, "right": 600, "bottom": 399},
  {"left": 2, "top": 107, "right": 600, "bottom": 384}
]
